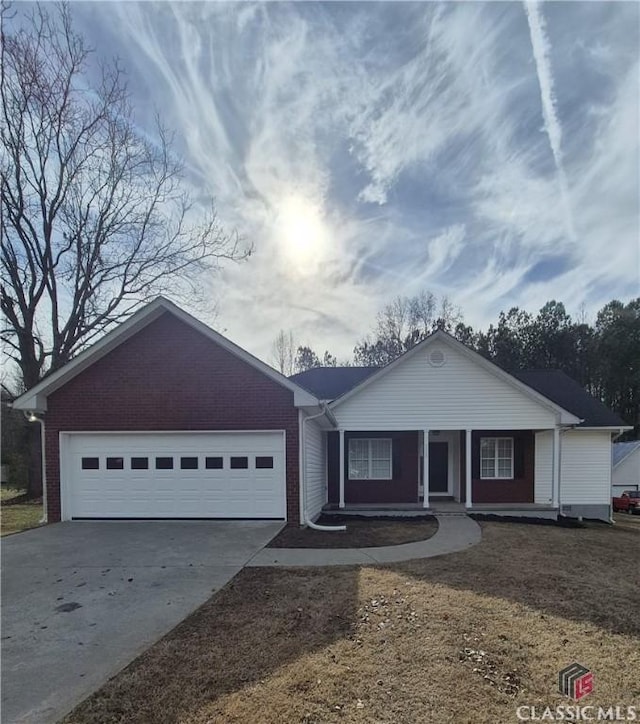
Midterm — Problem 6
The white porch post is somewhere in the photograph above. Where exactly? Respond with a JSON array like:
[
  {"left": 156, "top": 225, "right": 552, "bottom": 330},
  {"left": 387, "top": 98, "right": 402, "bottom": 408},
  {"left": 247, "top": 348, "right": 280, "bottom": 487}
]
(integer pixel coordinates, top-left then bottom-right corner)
[
  {"left": 465, "top": 428, "right": 472, "bottom": 509},
  {"left": 423, "top": 429, "right": 430, "bottom": 509},
  {"left": 339, "top": 429, "right": 345, "bottom": 509},
  {"left": 552, "top": 427, "right": 560, "bottom": 508}
]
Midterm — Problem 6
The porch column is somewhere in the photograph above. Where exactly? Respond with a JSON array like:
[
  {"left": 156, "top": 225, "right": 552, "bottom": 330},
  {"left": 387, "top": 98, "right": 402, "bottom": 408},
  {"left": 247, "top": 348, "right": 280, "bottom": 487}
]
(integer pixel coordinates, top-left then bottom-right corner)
[
  {"left": 465, "top": 428, "right": 472, "bottom": 509},
  {"left": 552, "top": 427, "right": 560, "bottom": 508},
  {"left": 339, "top": 429, "right": 345, "bottom": 509},
  {"left": 423, "top": 429, "right": 429, "bottom": 509}
]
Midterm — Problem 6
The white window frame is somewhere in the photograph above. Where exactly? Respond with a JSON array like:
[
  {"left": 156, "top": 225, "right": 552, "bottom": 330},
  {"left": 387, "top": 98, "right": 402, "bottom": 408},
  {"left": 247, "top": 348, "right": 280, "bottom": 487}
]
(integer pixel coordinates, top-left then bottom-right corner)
[
  {"left": 480, "top": 437, "right": 514, "bottom": 480},
  {"left": 348, "top": 438, "right": 392, "bottom": 480}
]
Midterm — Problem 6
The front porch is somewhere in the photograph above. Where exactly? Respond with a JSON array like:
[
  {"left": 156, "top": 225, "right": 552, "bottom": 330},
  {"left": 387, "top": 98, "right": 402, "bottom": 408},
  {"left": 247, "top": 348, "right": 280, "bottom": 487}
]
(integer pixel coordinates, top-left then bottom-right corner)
[{"left": 325, "top": 427, "right": 560, "bottom": 515}]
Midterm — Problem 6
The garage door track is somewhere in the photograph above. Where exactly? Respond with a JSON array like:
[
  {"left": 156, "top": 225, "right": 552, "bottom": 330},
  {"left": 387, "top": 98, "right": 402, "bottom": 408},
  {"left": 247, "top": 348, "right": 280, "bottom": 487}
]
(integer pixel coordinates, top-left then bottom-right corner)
[{"left": 1, "top": 520, "right": 282, "bottom": 724}]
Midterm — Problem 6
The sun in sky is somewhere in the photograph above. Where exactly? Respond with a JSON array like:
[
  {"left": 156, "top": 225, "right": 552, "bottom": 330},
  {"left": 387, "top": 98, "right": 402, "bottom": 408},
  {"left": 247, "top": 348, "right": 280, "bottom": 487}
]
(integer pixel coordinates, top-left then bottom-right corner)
[{"left": 276, "top": 194, "right": 330, "bottom": 274}]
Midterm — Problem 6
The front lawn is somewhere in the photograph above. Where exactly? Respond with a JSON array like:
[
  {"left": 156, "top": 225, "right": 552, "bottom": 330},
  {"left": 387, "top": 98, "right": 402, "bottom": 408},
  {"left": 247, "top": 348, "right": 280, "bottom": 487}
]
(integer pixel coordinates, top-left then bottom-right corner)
[
  {"left": 1, "top": 500, "right": 43, "bottom": 536},
  {"left": 268, "top": 515, "right": 438, "bottom": 548},
  {"left": 65, "top": 520, "right": 639, "bottom": 724}
]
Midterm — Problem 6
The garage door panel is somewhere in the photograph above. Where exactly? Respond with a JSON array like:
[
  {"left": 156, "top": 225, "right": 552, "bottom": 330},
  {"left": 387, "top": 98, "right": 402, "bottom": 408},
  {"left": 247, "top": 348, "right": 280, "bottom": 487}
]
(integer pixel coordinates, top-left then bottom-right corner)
[{"left": 63, "top": 432, "right": 286, "bottom": 519}]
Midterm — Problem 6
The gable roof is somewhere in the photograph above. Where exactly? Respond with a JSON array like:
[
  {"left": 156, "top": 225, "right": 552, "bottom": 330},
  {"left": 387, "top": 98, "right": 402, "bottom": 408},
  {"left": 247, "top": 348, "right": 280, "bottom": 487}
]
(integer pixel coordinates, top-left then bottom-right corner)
[
  {"left": 324, "top": 329, "right": 580, "bottom": 424},
  {"left": 290, "top": 366, "right": 378, "bottom": 400},
  {"left": 612, "top": 440, "right": 640, "bottom": 467},
  {"left": 291, "top": 332, "right": 627, "bottom": 429},
  {"left": 512, "top": 370, "right": 627, "bottom": 428},
  {"left": 12, "top": 297, "right": 319, "bottom": 412}
]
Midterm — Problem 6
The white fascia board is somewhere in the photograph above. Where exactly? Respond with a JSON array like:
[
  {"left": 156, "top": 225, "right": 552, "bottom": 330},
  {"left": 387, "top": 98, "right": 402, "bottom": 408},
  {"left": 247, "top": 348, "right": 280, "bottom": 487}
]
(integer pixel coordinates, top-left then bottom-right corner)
[{"left": 12, "top": 296, "right": 319, "bottom": 411}]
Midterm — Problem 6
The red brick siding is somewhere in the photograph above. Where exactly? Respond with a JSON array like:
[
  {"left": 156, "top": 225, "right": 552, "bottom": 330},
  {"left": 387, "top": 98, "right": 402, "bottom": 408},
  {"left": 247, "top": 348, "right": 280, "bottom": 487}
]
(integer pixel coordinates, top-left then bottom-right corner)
[{"left": 44, "top": 312, "right": 299, "bottom": 523}]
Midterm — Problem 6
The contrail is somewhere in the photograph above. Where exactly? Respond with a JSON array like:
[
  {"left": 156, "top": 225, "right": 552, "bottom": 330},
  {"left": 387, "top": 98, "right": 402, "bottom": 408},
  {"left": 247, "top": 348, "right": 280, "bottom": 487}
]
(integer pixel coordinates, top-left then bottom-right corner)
[{"left": 524, "top": 1, "right": 576, "bottom": 241}]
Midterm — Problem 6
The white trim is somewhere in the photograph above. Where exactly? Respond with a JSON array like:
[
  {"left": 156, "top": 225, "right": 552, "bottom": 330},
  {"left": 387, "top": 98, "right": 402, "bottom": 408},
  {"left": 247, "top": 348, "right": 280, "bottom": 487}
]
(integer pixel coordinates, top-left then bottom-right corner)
[
  {"left": 347, "top": 437, "right": 392, "bottom": 480},
  {"left": 552, "top": 427, "right": 560, "bottom": 508},
  {"left": 423, "top": 430, "right": 429, "bottom": 509},
  {"left": 339, "top": 430, "right": 345, "bottom": 508},
  {"left": 465, "top": 429, "right": 472, "bottom": 508},
  {"left": 479, "top": 436, "right": 515, "bottom": 480},
  {"left": 329, "top": 330, "right": 581, "bottom": 425},
  {"left": 13, "top": 297, "right": 319, "bottom": 411},
  {"left": 59, "top": 429, "right": 288, "bottom": 522},
  {"left": 298, "top": 410, "right": 305, "bottom": 526}
]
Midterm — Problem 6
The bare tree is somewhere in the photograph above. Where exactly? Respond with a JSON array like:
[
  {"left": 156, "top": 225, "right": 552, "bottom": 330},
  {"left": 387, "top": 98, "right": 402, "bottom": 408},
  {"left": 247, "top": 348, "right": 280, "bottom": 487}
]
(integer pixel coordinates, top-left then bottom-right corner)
[
  {"left": 354, "top": 291, "right": 461, "bottom": 366},
  {"left": 271, "top": 330, "right": 296, "bottom": 376},
  {"left": 1, "top": 3, "right": 250, "bottom": 389}
]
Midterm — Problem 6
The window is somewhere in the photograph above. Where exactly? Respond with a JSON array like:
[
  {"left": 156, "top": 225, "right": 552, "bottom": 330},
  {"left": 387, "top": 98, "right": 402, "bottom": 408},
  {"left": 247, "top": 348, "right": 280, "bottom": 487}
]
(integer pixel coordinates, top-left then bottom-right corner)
[
  {"left": 81, "top": 457, "right": 99, "bottom": 470},
  {"left": 255, "top": 456, "right": 274, "bottom": 469},
  {"left": 205, "top": 457, "right": 223, "bottom": 469},
  {"left": 106, "top": 457, "right": 124, "bottom": 470},
  {"left": 480, "top": 437, "right": 514, "bottom": 479},
  {"left": 230, "top": 456, "right": 248, "bottom": 469},
  {"left": 180, "top": 457, "right": 198, "bottom": 470},
  {"left": 131, "top": 457, "right": 149, "bottom": 470},
  {"left": 155, "top": 457, "right": 174, "bottom": 470},
  {"left": 348, "top": 438, "right": 392, "bottom": 480}
]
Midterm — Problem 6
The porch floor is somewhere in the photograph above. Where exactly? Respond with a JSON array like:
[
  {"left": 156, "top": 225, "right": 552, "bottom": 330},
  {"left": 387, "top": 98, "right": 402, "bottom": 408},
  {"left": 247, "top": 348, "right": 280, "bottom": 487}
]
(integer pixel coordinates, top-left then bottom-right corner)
[{"left": 323, "top": 502, "right": 559, "bottom": 519}]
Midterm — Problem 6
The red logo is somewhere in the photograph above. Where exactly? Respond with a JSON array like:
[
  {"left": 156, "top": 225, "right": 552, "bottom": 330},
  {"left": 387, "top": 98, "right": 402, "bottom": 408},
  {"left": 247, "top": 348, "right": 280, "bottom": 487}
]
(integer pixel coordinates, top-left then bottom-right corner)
[{"left": 558, "top": 663, "right": 593, "bottom": 700}]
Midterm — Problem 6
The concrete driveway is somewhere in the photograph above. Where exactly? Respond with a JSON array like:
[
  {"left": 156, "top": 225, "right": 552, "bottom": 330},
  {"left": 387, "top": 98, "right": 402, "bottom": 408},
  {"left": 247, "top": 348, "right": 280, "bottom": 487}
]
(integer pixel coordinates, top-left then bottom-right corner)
[{"left": 1, "top": 520, "right": 282, "bottom": 724}]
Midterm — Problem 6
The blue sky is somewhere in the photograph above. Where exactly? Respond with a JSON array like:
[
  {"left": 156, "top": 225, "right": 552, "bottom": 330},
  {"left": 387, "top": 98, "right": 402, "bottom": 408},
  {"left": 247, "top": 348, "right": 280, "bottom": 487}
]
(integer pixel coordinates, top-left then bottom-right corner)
[{"left": 72, "top": 1, "right": 639, "bottom": 362}]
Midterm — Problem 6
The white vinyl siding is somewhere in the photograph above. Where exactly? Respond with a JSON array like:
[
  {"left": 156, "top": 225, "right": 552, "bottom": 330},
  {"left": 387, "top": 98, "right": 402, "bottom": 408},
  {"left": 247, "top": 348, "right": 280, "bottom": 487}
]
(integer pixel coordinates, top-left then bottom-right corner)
[
  {"left": 560, "top": 430, "right": 612, "bottom": 504},
  {"left": 304, "top": 418, "right": 327, "bottom": 521},
  {"left": 348, "top": 438, "right": 392, "bottom": 480},
  {"left": 480, "top": 437, "right": 514, "bottom": 479},
  {"left": 61, "top": 431, "right": 286, "bottom": 520},
  {"left": 534, "top": 430, "right": 553, "bottom": 504},
  {"left": 332, "top": 340, "right": 558, "bottom": 430}
]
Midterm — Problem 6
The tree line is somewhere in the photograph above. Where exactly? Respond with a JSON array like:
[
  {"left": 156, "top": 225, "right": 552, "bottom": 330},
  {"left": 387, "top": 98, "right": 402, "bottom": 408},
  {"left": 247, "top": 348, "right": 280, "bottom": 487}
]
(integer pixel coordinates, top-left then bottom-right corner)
[{"left": 272, "top": 293, "right": 639, "bottom": 438}]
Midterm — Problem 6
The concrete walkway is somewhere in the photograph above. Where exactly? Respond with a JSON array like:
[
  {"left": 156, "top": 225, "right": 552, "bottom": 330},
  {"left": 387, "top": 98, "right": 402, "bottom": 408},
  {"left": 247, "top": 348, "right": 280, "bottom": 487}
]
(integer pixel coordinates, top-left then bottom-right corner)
[{"left": 247, "top": 514, "right": 481, "bottom": 567}]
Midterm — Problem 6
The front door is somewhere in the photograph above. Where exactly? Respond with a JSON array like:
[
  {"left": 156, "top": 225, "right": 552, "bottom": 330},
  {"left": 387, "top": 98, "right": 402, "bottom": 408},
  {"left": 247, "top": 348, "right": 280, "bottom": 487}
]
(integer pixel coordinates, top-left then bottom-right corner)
[{"left": 428, "top": 442, "right": 448, "bottom": 493}]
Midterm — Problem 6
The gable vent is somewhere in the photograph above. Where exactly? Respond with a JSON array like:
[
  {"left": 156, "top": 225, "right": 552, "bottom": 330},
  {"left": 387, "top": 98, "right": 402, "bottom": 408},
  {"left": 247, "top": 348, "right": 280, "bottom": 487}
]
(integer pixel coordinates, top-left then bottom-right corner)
[{"left": 428, "top": 349, "right": 446, "bottom": 367}]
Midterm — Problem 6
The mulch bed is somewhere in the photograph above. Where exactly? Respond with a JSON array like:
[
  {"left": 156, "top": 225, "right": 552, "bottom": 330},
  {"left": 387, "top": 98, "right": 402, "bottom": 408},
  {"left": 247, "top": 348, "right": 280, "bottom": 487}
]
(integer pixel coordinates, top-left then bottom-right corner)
[{"left": 267, "top": 514, "right": 438, "bottom": 548}]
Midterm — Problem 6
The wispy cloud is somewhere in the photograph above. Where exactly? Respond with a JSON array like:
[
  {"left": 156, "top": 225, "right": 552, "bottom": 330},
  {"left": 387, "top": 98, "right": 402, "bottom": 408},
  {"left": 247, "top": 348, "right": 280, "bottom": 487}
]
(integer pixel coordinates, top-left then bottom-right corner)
[
  {"left": 73, "top": 1, "right": 638, "bottom": 360},
  {"left": 524, "top": 1, "right": 575, "bottom": 241}
]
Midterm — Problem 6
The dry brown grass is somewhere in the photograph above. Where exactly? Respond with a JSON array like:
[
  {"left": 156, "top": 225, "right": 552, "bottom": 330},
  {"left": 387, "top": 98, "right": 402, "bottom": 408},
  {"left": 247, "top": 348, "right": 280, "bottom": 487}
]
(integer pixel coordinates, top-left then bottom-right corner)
[
  {"left": 65, "top": 520, "right": 640, "bottom": 724},
  {"left": 268, "top": 515, "right": 438, "bottom": 548}
]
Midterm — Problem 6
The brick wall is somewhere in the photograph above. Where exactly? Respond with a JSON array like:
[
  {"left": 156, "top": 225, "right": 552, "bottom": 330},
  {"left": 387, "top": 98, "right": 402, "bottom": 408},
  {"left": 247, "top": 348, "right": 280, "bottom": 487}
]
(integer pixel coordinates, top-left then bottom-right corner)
[{"left": 44, "top": 312, "right": 300, "bottom": 523}]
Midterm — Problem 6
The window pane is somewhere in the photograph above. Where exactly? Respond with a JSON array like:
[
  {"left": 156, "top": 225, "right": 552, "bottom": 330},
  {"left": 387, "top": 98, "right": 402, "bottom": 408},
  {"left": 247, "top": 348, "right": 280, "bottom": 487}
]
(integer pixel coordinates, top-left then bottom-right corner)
[
  {"left": 349, "top": 438, "right": 370, "bottom": 479},
  {"left": 106, "top": 457, "right": 124, "bottom": 470},
  {"left": 205, "top": 457, "right": 223, "bottom": 469},
  {"left": 230, "top": 456, "right": 248, "bottom": 469},
  {"left": 498, "top": 459, "right": 512, "bottom": 478},
  {"left": 131, "top": 457, "right": 148, "bottom": 470},
  {"left": 81, "top": 457, "right": 99, "bottom": 470},
  {"left": 498, "top": 439, "right": 512, "bottom": 456},
  {"left": 480, "top": 438, "right": 495, "bottom": 460},
  {"left": 371, "top": 460, "right": 391, "bottom": 479},
  {"left": 481, "top": 459, "right": 494, "bottom": 478},
  {"left": 180, "top": 457, "right": 198, "bottom": 470},
  {"left": 370, "top": 438, "right": 391, "bottom": 460},
  {"left": 349, "top": 460, "right": 369, "bottom": 479},
  {"left": 155, "top": 457, "right": 173, "bottom": 470},
  {"left": 256, "top": 456, "right": 274, "bottom": 469}
]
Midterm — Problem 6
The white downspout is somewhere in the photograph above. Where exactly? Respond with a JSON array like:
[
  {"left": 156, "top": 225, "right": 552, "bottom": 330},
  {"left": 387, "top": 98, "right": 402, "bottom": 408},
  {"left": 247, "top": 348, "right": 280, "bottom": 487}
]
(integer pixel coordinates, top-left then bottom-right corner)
[
  {"left": 25, "top": 412, "right": 47, "bottom": 524},
  {"left": 301, "top": 405, "right": 346, "bottom": 532}
]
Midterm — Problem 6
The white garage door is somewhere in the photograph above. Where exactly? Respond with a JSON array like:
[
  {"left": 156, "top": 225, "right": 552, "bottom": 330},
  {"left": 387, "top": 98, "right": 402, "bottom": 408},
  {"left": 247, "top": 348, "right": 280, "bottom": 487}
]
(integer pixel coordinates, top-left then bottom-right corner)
[{"left": 61, "top": 432, "right": 286, "bottom": 520}]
